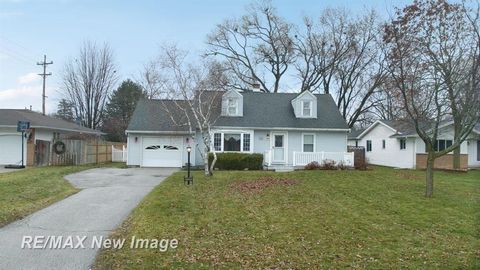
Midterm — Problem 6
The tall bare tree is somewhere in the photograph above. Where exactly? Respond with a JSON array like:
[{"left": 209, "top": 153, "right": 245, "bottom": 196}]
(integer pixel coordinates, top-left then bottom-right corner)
[
  {"left": 155, "top": 45, "right": 227, "bottom": 176},
  {"left": 136, "top": 60, "right": 166, "bottom": 99},
  {"left": 384, "top": 0, "right": 480, "bottom": 197},
  {"left": 206, "top": 0, "right": 295, "bottom": 92},
  {"left": 295, "top": 9, "right": 387, "bottom": 127},
  {"left": 62, "top": 41, "right": 118, "bottom": 129}
]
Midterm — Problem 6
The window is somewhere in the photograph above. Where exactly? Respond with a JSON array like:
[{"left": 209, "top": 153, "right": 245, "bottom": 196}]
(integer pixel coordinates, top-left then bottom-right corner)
[
  {"left": 213, "top": 131, "right": 252, "bottom": 152},
  {"left": 432, "top": 139, "right": 453, "bottom": 151},
  {"left": 302, "top": 101, "right": 312, "bottom": 116},
  {"left": 366, "top": 140, "right": 372, "bottom": 152},
  {"left": 145, "top": 145, "right": 161, "bottom": 150},
  {"left": 224, "top": 133, "right": 241, "bottom": 151},
  {"left": 275, "top": 135, "right": 283, "bottom": 147},
  {"left": 243, "top": 133, "right": 251, "bottom": 152},
  {"left": 227, "top": 98, "right": 237, "bottom": 115},
  {"left": 163, "top": 145, "right": 178, "bottom": 150},
  {"left": 382, "top": 140, "right": 386, "bottom": 149},
  {"left": 214, "top": 133, "right": 222, "bottom": 151},
  {"left": 400, "top": 139, "right": 406, "bottom": 150},
  {"left": 303, "top": 134, "right": 314, "bottom": 152}
]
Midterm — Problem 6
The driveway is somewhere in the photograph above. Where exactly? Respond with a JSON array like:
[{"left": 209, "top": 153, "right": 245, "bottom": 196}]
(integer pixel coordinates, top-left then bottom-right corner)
[
  {"left": 0, "top": 167, "right": 177, "bottom": 270},
  {"left": 0, "top": 165, "right": 25, "bottom": 174}
]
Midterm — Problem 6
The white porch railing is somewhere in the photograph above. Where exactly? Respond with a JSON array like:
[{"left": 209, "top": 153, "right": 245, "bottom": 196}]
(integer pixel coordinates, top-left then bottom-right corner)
[
  {"left": 263, "top": 150, "right": 272, "bottom": 166},
  {"left": 112, "top": 145, "right": 127, "bottom": 162},
  {"left": 293, "top": 151, "right": 354, "bottom": 167}
]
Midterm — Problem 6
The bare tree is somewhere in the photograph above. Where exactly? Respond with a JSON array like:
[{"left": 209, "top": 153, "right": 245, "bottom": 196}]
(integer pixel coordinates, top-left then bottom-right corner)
[
  {"left": 384, "top": 0, "right": 480, "bottom": 197},
  {"left": 62, "top": 41, "right": 118, "bottom": 129},
  {"left": 206, "top": 0, "right": 295, "bottom": 92},
  {"left": 136, "top": 60, "right": 166, "bottom": 99},
  {"left": 295, "top": 9, "right": 387, "bottom": 127},
  {"left": 155, "top": 45, "right": 227, "bottom": 176}
]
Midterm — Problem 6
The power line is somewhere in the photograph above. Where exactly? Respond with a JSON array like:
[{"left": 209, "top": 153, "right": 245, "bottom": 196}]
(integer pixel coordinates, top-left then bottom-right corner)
[{"left": 37, "top": 55, "right": 53, "bottom": 115}]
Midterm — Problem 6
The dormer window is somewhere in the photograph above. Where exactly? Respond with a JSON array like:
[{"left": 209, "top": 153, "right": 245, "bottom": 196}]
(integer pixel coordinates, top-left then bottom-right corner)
[
  {"left": 302, "top": 101, "right": 312, "bottom": 117},
  {"left": 227, "top": 98, "right": 238, "bottom": 115}
]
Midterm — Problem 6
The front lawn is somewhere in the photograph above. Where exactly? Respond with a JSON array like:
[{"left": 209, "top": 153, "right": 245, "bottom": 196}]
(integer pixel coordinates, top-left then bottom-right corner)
[
  {"left": 0, "top": 163, "right": 126, "bottom": 227},
  {"left": 94, "top": 167, "right": 479, "bottom": 269}
]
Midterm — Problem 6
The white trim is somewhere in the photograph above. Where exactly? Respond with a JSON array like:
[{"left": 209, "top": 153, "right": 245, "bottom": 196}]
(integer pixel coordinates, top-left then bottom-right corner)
[
  {"left": 212, "top": 126, "right": 349, "bottom": 132},
  {"left": 0, "top": 125, "right": 101, "bottom": 135},
  {"left": 301, "top": 133, "right": 316, "bottom": 152},
  {"left": 211, "top": 129, "right": 254, "bottom": 153},
  {"left": 291, "top": 90, "right": 315, "bottom": 103},
  {"left": 301, "top": 100, "right": 313, "bottom": 117},
  {"left": 225, "top": 89, "right": 243, "bottom": 98},
  {"left": 357, "top": 120, "right": 397, "bottom": 139},
  {"left": 126, "top": 130, "right": 194, "bottom": 135}
]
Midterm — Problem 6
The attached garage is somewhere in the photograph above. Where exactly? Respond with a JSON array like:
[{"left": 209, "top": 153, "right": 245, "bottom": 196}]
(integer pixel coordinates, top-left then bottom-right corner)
[
  {"left": 142, "top": 137, "right": 184, "bottom": 167},
  {"left": 0, "top": 134, "right": 23, "bottom": 165}
]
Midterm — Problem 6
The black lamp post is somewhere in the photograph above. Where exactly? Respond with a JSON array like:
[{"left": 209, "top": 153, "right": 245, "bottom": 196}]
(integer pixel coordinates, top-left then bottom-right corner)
[{"left": 184, "top": 146, "right": 193, "bottom": 185}]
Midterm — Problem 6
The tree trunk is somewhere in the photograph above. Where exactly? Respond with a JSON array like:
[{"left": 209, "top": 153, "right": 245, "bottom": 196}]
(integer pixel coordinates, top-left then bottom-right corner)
[
  {"left": 452, "top": 146, "right": 461, "bottom": 170},
  {"left": 203, "top": 153, "right": 210, "bottom": 177},
  {"left": 425, "top": 153, "right": 435, "bottom": 198},
  {"left": 209, "top": 151, "right": 218, "bottom": 176}
]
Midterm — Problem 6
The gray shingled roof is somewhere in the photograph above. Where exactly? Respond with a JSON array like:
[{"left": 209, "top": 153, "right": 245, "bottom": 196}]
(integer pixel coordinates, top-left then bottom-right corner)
[
  {"left": 348, "top": 129, "right": 365, "bottom": 139},
  {"left": 0, "top": 109, "right": 102, "bottom": 134},
  {"left": 127, "top": 92, "right": 349, "bottom": 132}
]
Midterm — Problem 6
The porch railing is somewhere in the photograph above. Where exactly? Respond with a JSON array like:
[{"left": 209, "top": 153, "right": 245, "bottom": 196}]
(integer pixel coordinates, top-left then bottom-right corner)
[
  {"left": 293, "top": 151, "right": 353, "bottom": 167},
  {"left": 263, "top": 150, "right": 354, "bottom": 167}
]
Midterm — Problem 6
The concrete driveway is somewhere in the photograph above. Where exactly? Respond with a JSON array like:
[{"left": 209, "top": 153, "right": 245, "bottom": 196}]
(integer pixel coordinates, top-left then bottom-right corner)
[{"left": 0, "top": 167, "right": 177, "bottom": 270}]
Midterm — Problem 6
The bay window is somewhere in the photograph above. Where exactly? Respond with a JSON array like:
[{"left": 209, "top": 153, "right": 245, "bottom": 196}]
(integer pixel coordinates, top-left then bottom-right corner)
[{"left": 212, "top": 131, "right": 252, "bottom": 152}]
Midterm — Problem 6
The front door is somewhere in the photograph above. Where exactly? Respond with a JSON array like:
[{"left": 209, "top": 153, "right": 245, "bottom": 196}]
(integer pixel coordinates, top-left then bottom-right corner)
[{"left": 272, "top": 132, "right": 286, "bottom": 163}]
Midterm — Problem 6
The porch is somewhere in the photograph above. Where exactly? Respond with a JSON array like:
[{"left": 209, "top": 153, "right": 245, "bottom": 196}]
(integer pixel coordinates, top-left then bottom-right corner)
[{"left": 263, "top": 150, "right": 354, "bottom": 170}]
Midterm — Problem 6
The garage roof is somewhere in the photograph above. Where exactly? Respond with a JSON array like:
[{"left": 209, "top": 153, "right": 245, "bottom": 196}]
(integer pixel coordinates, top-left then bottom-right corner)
[
  {"left": 127, "top": 91, "right": 349, "bottom": 133},
  {"left": 0, "top": 109, "right": 102, "bottom": 134}
]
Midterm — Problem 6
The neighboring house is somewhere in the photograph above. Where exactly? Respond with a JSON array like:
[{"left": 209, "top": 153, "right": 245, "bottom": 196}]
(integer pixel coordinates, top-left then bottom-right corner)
[
  {"left": 0, "top": 109, "right": 102, "bottom": 166},
  {"left": 347, "top": 129, "right": 365, "bottom": 147},
  {"left": 126, "top": 90, "right": 352, "bottom": 169},
  {"left": 348, "top": 119, "right": 480, "bottom": 169}
]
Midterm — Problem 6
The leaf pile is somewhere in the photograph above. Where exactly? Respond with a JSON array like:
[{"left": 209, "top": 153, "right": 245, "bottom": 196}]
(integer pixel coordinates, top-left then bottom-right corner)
[{"left": 229, "top": 176, "right": 299, "bottom": 195}]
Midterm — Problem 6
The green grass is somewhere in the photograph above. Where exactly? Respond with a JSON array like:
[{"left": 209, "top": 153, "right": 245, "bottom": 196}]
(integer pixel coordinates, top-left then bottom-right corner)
[
  {"left": 94, "top": 167, "right": 480, "bottom": 269},
  {"left": 0, "top": 162, "right": 126, "bottom": 227}
]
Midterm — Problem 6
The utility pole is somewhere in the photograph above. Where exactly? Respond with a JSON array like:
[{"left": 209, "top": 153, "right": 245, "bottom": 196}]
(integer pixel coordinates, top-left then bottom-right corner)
[{"left": 37, "top": 55, "right": 53, "bottom": 115}]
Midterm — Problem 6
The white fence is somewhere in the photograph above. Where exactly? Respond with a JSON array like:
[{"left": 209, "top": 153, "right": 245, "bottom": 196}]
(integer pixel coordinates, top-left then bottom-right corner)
[
  {"left": 112, "top": 145, "right": 127, "bottom": 162},
  {"left": 293, "top": 151, "right": 354, "bottom": 167}
]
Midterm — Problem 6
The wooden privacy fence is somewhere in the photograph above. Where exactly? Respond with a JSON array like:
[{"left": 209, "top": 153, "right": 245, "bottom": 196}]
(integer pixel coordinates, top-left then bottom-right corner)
[{"left": 50, "top": 139, "right": 126, "bottom": 166}]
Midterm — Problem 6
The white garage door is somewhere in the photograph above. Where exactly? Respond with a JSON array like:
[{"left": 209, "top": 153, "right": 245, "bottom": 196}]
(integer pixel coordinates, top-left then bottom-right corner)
[
  {"left": 142, "top": 137, "right": 183, "bottom": 167},
  {"left": 0, "top": 135, "right": 23, "bottom": 165}
]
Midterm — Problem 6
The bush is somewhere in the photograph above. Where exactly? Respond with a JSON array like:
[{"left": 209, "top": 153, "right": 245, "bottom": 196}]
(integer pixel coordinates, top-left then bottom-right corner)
[
  {"left": 304, "top": 161, "right": 321, "bottom": 170},
  {"left": 321, "top": 159, "right": 337, "bottom": 170},
  {"left": 208, "top": 152, "right": 263, "bottom": 170}
]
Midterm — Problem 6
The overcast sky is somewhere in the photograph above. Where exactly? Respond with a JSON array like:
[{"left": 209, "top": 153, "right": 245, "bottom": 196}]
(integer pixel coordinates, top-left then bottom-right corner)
[{"left": 0, "top": 0, "right": 410, "bottom": 114}]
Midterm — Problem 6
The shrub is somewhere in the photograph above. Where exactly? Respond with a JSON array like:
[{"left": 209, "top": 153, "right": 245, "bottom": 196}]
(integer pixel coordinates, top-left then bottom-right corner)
[
  {"left": 321, "top": 159, "right": 337, "bottom": 170},
  {"left": 208, "top": 152, "right": 263, "bottom": 170},
  {"left": 304, "top": 161, "right": 321, "bottom": 170}
]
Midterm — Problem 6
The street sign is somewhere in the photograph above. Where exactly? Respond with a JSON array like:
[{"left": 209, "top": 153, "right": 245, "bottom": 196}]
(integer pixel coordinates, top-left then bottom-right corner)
[{"left": 17, "top": 121, "right": 30, "bottom": 132}]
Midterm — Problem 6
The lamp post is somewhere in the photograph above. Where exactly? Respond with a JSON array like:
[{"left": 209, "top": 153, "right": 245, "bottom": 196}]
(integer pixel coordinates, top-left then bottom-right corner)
[{"left": 184, "top": 146, "right": 193, "bottom": 185}]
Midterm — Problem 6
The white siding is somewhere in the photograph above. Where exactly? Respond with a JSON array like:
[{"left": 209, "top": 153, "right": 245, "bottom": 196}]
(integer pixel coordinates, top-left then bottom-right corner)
[
  {"left": 468, "top": 139, "right": 480, "bottom": 167},
  {"left": 127, "top": 134, "right": 194, "bottom": 167},
  {"left": 291, "top": 91, "right": 317, "bottom": 118},
  {"left": 358, "top": 124, "right": 416, "bottom": 168}
]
